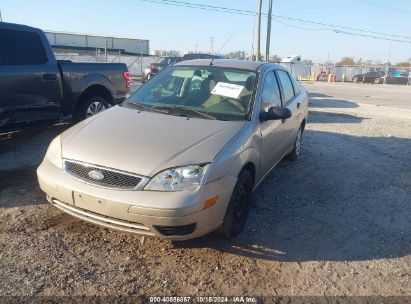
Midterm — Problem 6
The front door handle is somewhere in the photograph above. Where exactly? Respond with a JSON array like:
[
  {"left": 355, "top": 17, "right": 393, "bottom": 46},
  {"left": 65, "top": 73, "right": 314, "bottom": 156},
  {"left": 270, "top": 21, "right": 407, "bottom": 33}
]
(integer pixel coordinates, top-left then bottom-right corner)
[
  {"left": 43, "top": 73, "right": 57, "bottom": 81},
  {"left": 297, "top": 102, "right": 301, "bottom": 109}
]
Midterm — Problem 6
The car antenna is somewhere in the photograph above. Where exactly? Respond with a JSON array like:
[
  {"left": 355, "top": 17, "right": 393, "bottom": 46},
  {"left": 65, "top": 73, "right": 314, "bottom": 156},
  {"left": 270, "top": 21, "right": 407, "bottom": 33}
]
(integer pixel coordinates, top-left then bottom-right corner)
[{"left": 209, "top": 57, "right": 215, "bottom": 66}]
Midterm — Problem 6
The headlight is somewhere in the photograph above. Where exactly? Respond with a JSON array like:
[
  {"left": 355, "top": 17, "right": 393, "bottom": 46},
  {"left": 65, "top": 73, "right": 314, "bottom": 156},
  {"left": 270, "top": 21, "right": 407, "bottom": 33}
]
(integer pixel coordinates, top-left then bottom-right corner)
[
  {"left": 144, "top": 164, "right": 209, "bottom": 191},
  {"left": 45, "top": 135, "right": 63, "bottom": 169}
]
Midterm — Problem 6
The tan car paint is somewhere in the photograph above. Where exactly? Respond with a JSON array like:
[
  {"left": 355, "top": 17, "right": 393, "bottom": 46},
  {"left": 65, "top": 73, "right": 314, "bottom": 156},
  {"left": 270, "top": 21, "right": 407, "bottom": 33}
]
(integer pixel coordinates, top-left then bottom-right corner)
[{"left": 37, "top": 61, "right": 308, "bottom": 240}]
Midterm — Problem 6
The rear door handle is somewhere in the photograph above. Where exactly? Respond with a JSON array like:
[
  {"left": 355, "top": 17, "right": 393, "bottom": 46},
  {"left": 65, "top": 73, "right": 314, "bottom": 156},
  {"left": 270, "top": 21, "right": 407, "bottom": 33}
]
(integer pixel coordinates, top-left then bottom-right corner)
[
  {"left": 43, "top": 73, "right": 57, "bottom": 81},
  {"left": 297, "top": 102, "right": 301, "bottom": 109}
]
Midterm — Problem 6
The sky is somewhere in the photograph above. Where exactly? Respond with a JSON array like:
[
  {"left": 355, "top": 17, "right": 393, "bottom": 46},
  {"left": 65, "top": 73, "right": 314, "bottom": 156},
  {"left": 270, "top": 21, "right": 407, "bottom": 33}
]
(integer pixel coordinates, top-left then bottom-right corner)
[{"left": 0, "top": 0, "right": 410, "bottom": 63}]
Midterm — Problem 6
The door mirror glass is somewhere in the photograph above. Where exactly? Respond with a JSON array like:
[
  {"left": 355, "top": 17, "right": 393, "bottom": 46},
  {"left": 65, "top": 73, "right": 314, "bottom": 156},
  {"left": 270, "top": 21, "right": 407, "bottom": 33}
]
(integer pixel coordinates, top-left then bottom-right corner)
[{"left": 260, "top": 106, "right": 292, "bottom": 121}]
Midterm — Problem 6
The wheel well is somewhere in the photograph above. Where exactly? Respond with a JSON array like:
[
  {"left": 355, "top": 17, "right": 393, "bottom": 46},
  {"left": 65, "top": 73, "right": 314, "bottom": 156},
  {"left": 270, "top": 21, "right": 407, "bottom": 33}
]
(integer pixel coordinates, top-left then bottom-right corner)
[
  {"left": 77, "top": 85, "right": 113, "bottom": 106},
  {"left": 301, "top": 119, "right": 306, "bottom": 131},
  {"left": 241, "top": 162, "right": 256, "bottom": 185}
]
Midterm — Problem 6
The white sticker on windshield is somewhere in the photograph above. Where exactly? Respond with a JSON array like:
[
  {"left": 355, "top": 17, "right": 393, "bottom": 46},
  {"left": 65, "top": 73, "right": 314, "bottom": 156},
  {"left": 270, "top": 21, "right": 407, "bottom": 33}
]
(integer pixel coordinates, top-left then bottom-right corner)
[{"left": 211, "top": 82, "right": 244, "bottom": 99}]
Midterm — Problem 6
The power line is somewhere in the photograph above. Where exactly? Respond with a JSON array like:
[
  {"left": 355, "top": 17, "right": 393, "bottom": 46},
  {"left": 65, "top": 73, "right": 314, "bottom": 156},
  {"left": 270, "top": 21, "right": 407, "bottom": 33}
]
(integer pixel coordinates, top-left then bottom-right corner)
[
  {"left": 137, "top": 0, "right": 411, "bottom": 41},
  {"left": 333, "top": 30, "right": 411, "bottom": 44},
  {"left": 352, "top": 0, "right": 411, "bottom": 15}
]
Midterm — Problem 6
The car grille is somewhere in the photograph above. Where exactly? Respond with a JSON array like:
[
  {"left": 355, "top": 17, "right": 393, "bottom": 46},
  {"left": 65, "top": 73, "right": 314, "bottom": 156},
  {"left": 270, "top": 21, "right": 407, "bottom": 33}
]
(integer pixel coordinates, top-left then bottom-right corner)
[{"left": 64, "top": 160, "right": 143, "bottom": 190}]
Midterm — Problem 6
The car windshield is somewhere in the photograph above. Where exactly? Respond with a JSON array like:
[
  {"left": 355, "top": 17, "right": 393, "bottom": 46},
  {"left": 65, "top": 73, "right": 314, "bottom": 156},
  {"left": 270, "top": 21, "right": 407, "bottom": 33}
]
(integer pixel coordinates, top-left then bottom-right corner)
[{"left": 124, "top": 66, "right": 256, "bottom": 121}]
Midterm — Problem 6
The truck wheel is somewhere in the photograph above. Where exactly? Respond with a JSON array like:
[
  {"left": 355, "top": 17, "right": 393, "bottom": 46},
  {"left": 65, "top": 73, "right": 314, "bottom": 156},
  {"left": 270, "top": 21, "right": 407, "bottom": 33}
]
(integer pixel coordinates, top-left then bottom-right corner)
[
  {"left": 285, "top": 125, "right": 303, "bottom": 161},
  {"left": 216, "top": 170, "right": 253, "bottom": 238},
  {"left": 74, "top": 95, "right": 109, "bottom": 121}
]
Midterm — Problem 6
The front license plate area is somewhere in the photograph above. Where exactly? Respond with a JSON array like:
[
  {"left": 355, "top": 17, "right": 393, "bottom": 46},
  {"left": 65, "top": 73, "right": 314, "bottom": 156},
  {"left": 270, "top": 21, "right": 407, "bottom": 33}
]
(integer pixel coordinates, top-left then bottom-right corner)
[{"left": 73, "top": 192, "right": 108, "bottom": 215}]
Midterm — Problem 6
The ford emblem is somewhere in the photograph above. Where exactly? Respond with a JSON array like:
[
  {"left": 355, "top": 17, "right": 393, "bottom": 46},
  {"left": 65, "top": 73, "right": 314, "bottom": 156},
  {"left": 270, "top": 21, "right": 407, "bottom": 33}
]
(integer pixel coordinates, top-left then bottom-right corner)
[{"left": 88, "top": 170, "right": 104, "bottom": 181}]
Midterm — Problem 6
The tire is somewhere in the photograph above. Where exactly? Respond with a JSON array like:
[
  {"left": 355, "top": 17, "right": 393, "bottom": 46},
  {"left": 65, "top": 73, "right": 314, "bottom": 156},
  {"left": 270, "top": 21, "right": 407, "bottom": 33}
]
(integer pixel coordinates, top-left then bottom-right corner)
[
  {"left": 285, "top": 125, "right": 303, "bottom": 161},
  {"left": 73, "top": 95, "right": 110, "bottom": 121},
  {"left": 216, "top": 170, "right": 253, "bottom": 238},
  {"left": 374, "top": 78, "right": 382, "bottom": 84},
  {"left": 352, "top": 76, "right": 358, "bottom": 83}
]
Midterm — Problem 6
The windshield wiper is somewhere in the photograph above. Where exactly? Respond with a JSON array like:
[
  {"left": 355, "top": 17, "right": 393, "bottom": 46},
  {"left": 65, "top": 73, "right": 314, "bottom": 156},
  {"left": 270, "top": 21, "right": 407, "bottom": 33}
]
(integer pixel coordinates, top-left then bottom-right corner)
[
  {"left": 154, "top": 106, "right": 217, "bottom": 120},
  {"left": 124, "top": 102, "right": 168, "bottom": 114}
]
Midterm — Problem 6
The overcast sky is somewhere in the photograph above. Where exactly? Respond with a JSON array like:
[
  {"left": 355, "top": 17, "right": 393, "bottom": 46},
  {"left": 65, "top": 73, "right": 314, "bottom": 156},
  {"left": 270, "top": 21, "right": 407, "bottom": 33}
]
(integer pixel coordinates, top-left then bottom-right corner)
[{"left": 1, "top": 0, "right": 410, "bottom": 63}]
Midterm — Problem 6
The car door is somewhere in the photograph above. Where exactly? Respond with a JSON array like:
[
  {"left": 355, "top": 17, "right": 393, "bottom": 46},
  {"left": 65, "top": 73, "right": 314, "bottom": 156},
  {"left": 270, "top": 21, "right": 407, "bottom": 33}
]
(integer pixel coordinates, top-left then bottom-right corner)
[
  {"left": 0, "top": 28, "right": 60, "bottom": 110},
  {"left": 0, "top": 34, "right": 11, "bottom": 111},
  {"left": 259, "top": 70, "right": 289, "bottom": 177},
  {"left": 276, "top": 69, "right": 304, "bottom": 151}
]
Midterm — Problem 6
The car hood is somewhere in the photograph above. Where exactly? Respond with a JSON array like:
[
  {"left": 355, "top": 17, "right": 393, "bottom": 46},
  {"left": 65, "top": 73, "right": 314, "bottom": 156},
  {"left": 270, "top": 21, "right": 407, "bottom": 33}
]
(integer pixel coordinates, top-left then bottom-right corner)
[{"left": 62, "top": 106, "right": 246, "bottom": 177}]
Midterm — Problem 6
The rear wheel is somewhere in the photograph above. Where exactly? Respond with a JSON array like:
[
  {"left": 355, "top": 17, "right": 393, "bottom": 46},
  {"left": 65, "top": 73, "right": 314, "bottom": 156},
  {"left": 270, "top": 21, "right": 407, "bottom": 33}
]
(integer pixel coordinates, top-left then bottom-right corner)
[
  {"left": 216, "top": 170, "right": 253, "bottom": 238},
  {"left": 73, "top": 95, "right": 110, "bottom": 121},
  {"left": 374, "top": 77, "right": 382, "bottom": 84},
  {"left": 353, "top": 76, "right": 359, "bottom": 83},
  {"left": 285, "top": 125, "right": 303, "bottom": 161}
]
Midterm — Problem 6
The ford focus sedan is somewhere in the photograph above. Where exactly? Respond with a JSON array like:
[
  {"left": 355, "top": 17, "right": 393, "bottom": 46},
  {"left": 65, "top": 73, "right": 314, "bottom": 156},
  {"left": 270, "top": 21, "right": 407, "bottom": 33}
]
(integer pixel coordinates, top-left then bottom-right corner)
[{"left": 37, "top": 59, "right": 308, "bottom": 240}]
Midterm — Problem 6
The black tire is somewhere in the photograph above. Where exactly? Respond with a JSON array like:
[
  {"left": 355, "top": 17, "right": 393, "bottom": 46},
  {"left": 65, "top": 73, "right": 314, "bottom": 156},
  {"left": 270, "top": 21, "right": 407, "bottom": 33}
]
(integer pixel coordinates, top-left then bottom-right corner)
[
  {"left": 216, "top": 170, "right": 253, "bottom": 238},
  {"left": 374, "top": 77, "right": 382, "bottom": 84},
  {"left": 352, "top": 76, "right": 358, "bottom": 83},
  {"left": 73, "top": 95, "right": 110, "bottom": 121},
  {"left": 285, "top": 125, "right": 303, "bottom": 161}
]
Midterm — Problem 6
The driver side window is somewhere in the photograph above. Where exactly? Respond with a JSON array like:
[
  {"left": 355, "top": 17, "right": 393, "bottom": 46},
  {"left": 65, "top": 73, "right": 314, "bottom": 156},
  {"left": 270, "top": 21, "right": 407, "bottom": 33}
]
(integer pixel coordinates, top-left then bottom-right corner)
[{"left": 261, "top": 71, "right": 282, "bottom": 112}]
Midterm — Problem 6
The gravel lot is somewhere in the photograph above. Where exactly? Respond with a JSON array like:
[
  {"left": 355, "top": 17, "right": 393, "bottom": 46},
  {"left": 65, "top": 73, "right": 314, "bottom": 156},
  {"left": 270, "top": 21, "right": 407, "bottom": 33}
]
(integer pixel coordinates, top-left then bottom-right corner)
[{"left": 0, "top": 82, "right": 410, "bottom": 299}]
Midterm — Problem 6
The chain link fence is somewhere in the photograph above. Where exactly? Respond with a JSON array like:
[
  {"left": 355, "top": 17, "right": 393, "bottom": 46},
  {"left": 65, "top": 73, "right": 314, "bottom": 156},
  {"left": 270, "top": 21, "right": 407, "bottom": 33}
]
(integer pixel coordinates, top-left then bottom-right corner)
[
  {"left": 280, "top": 62, "right": 411, "bottom": 85},
  {"left": 54, "top": 51, "right": 161, "bottom": 77}
]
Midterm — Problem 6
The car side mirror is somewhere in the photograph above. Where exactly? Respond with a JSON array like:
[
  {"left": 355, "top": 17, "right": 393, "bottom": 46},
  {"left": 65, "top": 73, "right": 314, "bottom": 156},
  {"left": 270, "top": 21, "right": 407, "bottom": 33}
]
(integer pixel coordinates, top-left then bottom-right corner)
[{"left": 260, "top": 106, "right": 292, "bottom": 121}]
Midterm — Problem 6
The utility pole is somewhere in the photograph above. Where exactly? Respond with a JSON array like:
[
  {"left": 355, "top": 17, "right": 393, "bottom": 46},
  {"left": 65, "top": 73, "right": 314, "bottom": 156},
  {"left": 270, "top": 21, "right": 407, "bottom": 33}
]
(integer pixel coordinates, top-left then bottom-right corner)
[
  {"left": 210, "top": 37, "right": 214, "bottom": 54},
  {"left": 0, "top": 9, "right": 3, "bottom": 22},
  {"left": 255, "top": 0, "right": 262, "bottom": 61},
  {"left": 265, "top": 0, "right": 273, "bottom": 62},
  {"left": 104, "top": 37, "right": 108, "bottom": 62}
]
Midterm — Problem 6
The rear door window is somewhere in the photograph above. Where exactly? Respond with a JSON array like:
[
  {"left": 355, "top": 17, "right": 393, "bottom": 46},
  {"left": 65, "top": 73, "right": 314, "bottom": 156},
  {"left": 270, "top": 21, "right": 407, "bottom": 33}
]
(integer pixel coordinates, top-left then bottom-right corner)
[
  {"left": 277, "top": 70, "right": 295, "bottom": 103},
  {"left": 0, "top": 29, "right": 47, "bottom": 65}
]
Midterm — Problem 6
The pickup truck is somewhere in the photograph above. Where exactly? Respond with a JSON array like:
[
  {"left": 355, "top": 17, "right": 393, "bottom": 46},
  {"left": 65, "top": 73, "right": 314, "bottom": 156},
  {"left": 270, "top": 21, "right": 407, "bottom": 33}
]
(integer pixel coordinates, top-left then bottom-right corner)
[
  {"left": 0, "top": 22, "right": 130, "bottom": 127},
  {"left": 144, "top": 56, "right": 182, "bottom": 81}
]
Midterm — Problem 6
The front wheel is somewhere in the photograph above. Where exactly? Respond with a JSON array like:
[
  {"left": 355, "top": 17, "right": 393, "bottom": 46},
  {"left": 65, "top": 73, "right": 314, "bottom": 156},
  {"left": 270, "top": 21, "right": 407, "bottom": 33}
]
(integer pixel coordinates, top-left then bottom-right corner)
[
  {"left": 353, "top": 76, "right": 358, "bottom": 83},
  {"left": 216, "top": 170, "right": 253, "bottom": 238},
  {"left": 73, "top": 95, "right": 110, "bottom": 121},
  {"left": 285, "top": 125, "right": 303, "bottom": 161}
]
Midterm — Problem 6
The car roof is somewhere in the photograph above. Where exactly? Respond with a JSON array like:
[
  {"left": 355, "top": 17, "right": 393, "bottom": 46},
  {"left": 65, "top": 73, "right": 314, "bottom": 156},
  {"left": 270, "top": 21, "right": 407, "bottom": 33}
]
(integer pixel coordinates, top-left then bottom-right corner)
[{"left": 175, "top": 59, "right": 283, "bottom": 72}]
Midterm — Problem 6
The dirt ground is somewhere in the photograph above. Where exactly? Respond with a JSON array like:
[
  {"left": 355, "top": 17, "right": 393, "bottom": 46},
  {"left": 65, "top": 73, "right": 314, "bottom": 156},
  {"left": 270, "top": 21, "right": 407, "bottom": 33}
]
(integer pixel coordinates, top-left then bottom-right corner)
[{"left": 0, "top": 82, "right": 410, "bottom": 300}]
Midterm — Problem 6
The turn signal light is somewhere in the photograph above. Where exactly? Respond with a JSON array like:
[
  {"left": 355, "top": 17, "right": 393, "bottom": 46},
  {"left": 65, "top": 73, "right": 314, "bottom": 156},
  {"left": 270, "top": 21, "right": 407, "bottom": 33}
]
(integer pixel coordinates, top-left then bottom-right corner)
[{"left": 203, "top": 196, "right": 219, "bottom": 209}]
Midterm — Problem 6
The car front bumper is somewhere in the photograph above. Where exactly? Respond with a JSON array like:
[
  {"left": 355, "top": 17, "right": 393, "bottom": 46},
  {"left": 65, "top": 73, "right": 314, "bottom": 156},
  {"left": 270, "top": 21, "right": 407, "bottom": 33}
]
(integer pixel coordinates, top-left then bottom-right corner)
[{"left": 37, "top": 158, "right": 237, "bottom": 240}]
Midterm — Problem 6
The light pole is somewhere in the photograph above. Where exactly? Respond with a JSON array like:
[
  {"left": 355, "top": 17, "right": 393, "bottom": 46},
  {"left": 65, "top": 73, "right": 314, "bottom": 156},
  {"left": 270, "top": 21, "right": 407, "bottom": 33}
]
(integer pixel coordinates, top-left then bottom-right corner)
[{"left": 384, "top": 40, "right": 393, "bottom": 85}]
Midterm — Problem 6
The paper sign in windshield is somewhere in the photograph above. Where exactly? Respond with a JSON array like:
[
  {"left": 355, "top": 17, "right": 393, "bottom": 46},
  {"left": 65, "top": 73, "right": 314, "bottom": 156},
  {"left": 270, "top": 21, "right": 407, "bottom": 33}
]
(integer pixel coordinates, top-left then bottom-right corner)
[{"left": 211, "top": 82, "right": 244, "bottom": 99}]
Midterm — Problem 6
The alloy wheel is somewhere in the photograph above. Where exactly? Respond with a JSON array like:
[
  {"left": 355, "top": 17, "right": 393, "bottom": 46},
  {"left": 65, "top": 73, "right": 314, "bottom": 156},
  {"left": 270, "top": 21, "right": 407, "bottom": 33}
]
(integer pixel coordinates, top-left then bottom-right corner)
[{"left": 86, "top": 101, "right": 106, "bottom": 117}]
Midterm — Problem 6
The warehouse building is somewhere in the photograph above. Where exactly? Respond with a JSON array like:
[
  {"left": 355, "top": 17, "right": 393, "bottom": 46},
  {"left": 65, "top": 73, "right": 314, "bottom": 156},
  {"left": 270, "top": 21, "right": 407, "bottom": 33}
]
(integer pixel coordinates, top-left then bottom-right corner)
[{"left": 44, "top": 30, "right": 149, "bottom": 55}]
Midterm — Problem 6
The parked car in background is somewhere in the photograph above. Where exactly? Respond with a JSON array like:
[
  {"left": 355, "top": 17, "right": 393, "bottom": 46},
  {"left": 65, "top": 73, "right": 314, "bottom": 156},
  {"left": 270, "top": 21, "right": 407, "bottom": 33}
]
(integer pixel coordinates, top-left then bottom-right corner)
[
  {"left": 37, "top": 59, "right": 308, "bottom": 240},
  {"left": 182, "top": 53, "right": 225, "bottom": 61},
  {"left": 384, "top": 70, "right": 410, "bottom": 85},
  {"left": 144, "top": 56, "right": 182, "bottom": 81},
  {"left": 352, "top": 69, "right": 410, "bottom": 85},
  {"left": 0, "top": 22, "right": 130, "bottom": 128},
  {"left": 352, "top": 71, "right": 385, "bottom": 84}
]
